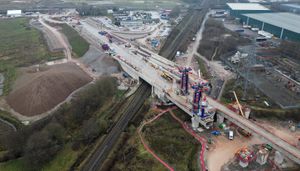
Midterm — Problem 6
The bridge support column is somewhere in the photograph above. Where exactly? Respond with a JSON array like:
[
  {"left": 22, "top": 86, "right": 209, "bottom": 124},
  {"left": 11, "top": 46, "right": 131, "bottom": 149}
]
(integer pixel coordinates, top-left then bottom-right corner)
[
  {"left": 274, "top": 151, "right": 284, "bottom": 165},
  {"left": 151, "top": 85, "right": 154, "bottom": 97},
  {"left": 191, "top": 116, "right": 199, "bottom": 130},
  {"left": 217, "top": 114, "right": 225, "bottom": 125}
]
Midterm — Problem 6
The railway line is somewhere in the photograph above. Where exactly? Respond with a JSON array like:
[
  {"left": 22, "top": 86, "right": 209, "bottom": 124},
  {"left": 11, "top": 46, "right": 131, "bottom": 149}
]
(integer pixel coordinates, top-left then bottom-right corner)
[
  {"left": 82, "top": 82, "right": 151, "bottom": 171},
  {"left": 159, "top": 1, "right": 209, "bottom": 60}
]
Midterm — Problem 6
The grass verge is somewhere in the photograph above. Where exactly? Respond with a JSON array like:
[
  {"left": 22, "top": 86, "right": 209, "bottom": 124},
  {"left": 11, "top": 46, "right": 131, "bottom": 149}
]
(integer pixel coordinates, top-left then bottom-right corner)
[
  {"left": 198, "top": 18, "right": 250, "bottom": 60},
  {"left": 60, "top": 24, "right": 90, "bottom": 57},
  {"left": 195, "top": 55, "right": 210, "bottom": 79}
]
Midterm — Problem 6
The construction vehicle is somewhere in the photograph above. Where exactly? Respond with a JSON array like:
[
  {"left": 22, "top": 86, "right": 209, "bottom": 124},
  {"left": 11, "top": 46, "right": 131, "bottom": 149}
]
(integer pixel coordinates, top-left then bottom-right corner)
[
  {"left": 98, "top": 31, "right": 107, "bottom": 36},
  {"left": 161, "top": 71, "right": 173, "bottom": 82},
  {"left": 142, "top": 57, "right": 149, "bottom": 62},
  {"left": 151, "top": 63, "right": 158, "bottom": 69},
  {"left": 237, "top": 127, "right": 252, "bottom": 137},
  {"left": 137, "top": 46, "right": 152, "bottom": 57},
  {"left": 125, "top": 43, "right": 131, "bottom": 48},
  {"left": 263, "top": 144, "right": 273, "bottom": 151},
  {"left": 102, "top": 44, "right": 110, "bottom": 51},
  {"left": 106, "top": 34, "right": 113, "bottom": 43},
  {"left": 132, "top": 50, "right": 138, "bottom": 55}
]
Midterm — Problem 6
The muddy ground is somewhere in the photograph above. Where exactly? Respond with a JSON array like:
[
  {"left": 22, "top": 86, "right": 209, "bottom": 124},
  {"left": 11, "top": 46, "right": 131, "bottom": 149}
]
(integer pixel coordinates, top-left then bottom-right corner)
[{"left": 79, "top": 46, "right": 119, "bottom": 76}]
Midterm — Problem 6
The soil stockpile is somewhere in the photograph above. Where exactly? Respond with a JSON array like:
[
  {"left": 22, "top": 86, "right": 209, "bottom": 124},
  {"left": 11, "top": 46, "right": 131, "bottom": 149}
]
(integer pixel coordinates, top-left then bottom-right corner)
[{"left": 7, "top": 62, "right": 92, "bottom": 116}]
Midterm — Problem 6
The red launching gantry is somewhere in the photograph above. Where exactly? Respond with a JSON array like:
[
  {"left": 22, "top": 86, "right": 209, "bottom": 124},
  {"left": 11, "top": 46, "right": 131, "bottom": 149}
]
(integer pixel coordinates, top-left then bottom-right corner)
[{"left": 178, "top": 67, "right": 192, "bottom": 95}]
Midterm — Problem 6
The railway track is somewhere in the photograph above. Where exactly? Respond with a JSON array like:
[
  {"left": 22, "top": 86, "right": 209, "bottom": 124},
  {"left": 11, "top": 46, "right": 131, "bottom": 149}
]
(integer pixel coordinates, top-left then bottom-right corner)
[
  {"left": 159, "top": 4, "right": 209, "bottom": 60},
  {"left": 82, "top": 82, "right": 151, "bottom": 171}
]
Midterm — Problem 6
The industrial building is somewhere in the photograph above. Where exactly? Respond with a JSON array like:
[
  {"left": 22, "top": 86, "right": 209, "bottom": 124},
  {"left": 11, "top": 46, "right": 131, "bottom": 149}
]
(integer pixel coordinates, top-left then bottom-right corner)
[
  {"left": 227, "top": 3, "right": 271, "bottom": 19},
  {"left": 241, "top": 12, "right": 300, "bottom": 41},
  {"left": 279, "top": 4, "right": 300, "bottom": 14},
  {"left": 6, "top": 10, "right": 22, "bottom": 17}
]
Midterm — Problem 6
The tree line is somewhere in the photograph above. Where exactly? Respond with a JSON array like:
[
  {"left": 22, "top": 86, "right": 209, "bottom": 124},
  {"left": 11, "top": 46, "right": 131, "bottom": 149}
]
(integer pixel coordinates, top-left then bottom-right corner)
[{"left": 76, "top": 4, "right": 107, "bottom": 16}]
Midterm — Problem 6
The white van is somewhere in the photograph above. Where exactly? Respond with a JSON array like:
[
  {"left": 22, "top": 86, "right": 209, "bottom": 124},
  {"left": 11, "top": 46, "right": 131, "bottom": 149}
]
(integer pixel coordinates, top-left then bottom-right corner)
[{"left": 229, "top": 130, "right": 234, "bottom": 140}]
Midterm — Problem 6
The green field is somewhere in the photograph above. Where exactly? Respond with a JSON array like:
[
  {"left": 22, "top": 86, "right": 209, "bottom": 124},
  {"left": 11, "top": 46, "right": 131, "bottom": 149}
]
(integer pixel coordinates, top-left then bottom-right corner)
[
  {"left": 60, "top": 24, "right": 90, "bottom": 57},
  {"left": 0, "top": 18, "right": 62, "bottom": 66},
  {"left": 0, "top": 18, "right": 64, "bottom": 95},
  {"left": 112, "top": 110, "right": 200, "bottom": 170}
]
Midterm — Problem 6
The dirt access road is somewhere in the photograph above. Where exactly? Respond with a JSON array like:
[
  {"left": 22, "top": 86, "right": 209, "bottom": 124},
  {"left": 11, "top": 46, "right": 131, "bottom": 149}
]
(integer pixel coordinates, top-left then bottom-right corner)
[
  {"left": 185, "top": 11, "right": 210, "bottom": 67},
  {"left": 181, "top": 9, "right": 232, "bottom": 81},
  {"left": 39, "top": 16, "right": 72, "bottom": 60},
  {"left": 40, "top": 15, "right": 99, "bottom": 79},
  {"left": 207, "top": 135, "right": 262, "bottom": 171}
]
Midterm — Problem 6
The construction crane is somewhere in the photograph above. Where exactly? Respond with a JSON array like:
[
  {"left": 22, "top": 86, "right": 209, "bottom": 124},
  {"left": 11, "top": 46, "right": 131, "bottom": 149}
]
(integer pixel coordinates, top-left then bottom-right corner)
[
  {"left": 233, "top": 91, "right": 245, "bottom": 118},
  {"left": 233, "top": 91, "right": 252, "bottom": 137}
]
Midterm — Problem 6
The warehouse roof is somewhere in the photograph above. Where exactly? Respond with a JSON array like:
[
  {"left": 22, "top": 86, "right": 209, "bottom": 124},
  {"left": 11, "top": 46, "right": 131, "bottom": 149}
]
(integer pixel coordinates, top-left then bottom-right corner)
[
  {"left": 243, "top": 12, "right": 300, "bottom": 34},
  {"left": 281, "top": 4, "right": 300, "bottom": 10},
  {"left": 227, "top": 3, "right": 270, "bottom": 11},
  {"left": 247, "top": 0, "right": 267, "bottom": 3}
]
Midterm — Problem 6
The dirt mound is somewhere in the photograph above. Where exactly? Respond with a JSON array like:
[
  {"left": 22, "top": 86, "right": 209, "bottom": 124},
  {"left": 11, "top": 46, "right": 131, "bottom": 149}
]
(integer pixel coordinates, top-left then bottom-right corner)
[{"left": 7, "top": 63, "right": 92, "bottom": 116}]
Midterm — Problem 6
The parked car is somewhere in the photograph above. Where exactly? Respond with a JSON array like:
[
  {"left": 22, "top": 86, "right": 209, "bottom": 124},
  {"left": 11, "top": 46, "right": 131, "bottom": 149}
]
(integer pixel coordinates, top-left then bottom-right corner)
[
  {"left": 228, "top": 130, "right": 234, "bottom": 140},
  {"left": 211, "top": 130, "right": 221, "bottom": 136}
]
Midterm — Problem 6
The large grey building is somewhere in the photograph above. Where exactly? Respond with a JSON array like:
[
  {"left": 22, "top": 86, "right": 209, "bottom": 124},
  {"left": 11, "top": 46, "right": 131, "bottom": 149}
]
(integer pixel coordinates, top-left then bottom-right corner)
[
  {"left": 227, "top": 3, "right": 271, "bottom": 19},
  {"left": 280, "top": 4, "right": 300, "bottom": 14},
  {"left": 241, "top": 13, "right": 300, "bottom": 41}
]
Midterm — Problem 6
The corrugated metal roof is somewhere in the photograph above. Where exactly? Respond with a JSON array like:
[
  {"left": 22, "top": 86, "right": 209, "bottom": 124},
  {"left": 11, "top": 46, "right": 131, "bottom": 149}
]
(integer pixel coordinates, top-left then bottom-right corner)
[
  {"left": 243, "top": 12, "right": 300, "bottom": 34},
  {"left": 281, "top": 4, "right": 300, "bottom": 10},
  {"left": 227, "top": 3, "right": 270, "bottom": 11}
]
